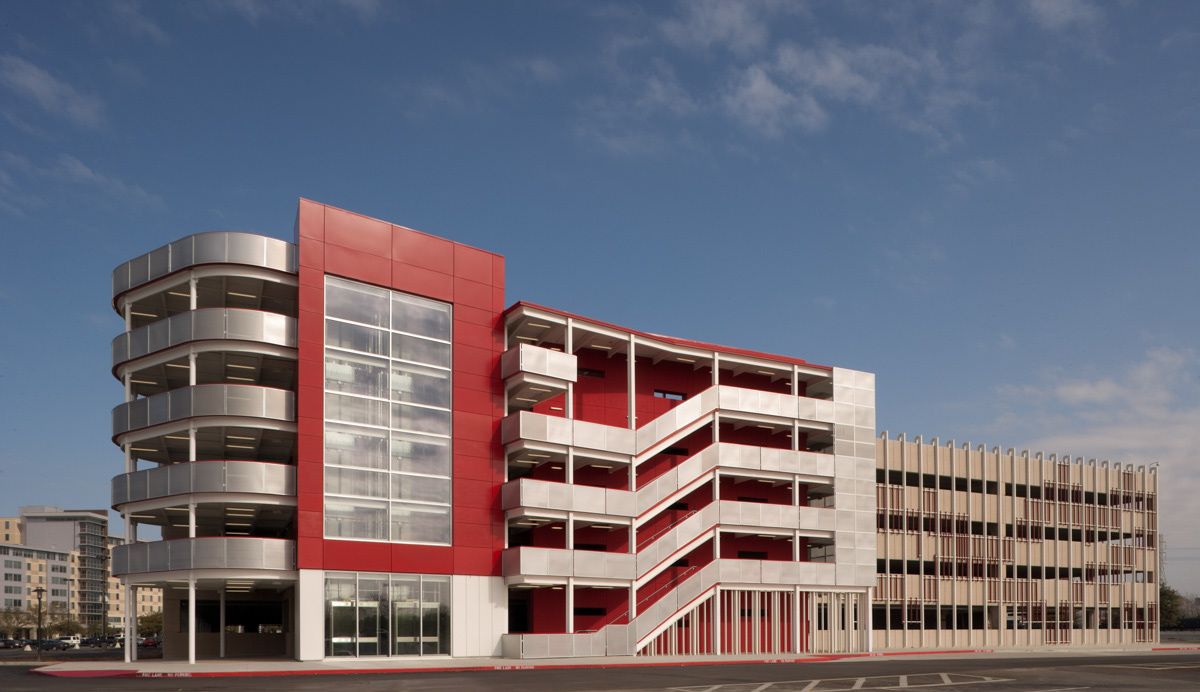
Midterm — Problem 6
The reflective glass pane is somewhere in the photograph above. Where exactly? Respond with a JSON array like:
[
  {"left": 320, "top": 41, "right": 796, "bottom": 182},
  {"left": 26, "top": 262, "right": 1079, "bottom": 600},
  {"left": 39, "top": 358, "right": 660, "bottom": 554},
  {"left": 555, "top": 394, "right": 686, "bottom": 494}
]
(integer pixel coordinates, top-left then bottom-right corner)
[
  {"left": 326, "top": 352, "right": 389, "bottom": 398},
  {"left": 391, "top": 404, "right": 450, "bottom": 436},
  {"left": 327, "top": 277, "right": 389, "bottom": 327},
  {"left": 391, "top": 334, "right": 450, "bottom": 368},
  {"left": 391, "top": 474, "right": 450, "bottom": 504},
  {"left": 391, "top": 575, "right": 421, "bottom": 656},
  {"left": 325, "top": 424, "right": 388, "bottom": 469},
  {"left": 325, "top": 320, "right": 388, "bottom": 356},
  {"left": 326, "top": 393, "right": 388, "bottom": 427},
  {"left": 325, "top": 574, "right": 357, "bottom": 657},
  {"left": 422, "top": 577, "right": 450, "bottom": 655},
  {"left": 391, "top": 432, "right": 450, "bottom": 476},
  {"left": 392, "top": 293, "right": 450, "bottom": 340},
  {"left": 390, "top": 362, "right": 450, "bottom": 408},
  {"left": 324, "top": 499, "right": 387, "bottom": 540},
  {"left": 326, "top": 467, "right": 389, "bottom": 498},
  {"left": 357, "top": 577, "right": 386, "bottom": 656},
  {"left": 389, "top": 504, "right": 450, "bottom": 544}
]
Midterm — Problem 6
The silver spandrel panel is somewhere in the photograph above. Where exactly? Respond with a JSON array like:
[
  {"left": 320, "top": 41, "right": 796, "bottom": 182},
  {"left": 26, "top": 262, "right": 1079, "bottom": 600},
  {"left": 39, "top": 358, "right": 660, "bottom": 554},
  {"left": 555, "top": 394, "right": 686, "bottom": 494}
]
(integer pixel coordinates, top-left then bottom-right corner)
[
  {"left": 129, "top": 254, "right": 149, "bottom": 289},
  {"left": 148, "top": 246, "right": 170, "bottom": 282},
  {"left": 192, "top": 537, "right": 223, "bottom": 568},
  {"left": 192, "top": 232, "right": 228, "bottom": 265},
  {"left": 226, "top": 233, "right": 266, "bottom": 267},
  {"left": 192, "top": 461, "right": 224, "bottom": 492},
  {"left": 169, "top": 236, "right": 193, "bottom": 271},
  {"left": 111, "top": 475, "right": 128, "bottom": 505},
  {"left": 146, "top": 318, "right": 169, "bottom": 354}
]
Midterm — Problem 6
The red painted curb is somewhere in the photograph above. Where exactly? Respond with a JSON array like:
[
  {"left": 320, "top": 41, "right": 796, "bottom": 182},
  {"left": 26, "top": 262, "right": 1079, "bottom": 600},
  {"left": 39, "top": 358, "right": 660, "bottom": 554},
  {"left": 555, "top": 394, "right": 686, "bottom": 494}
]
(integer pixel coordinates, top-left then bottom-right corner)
[
  {"left": 34, "top": 669, "right": 139, "bottom": 678},
  {"left": 1152, "top": 646, "right": 1200, "bottom": 651}
]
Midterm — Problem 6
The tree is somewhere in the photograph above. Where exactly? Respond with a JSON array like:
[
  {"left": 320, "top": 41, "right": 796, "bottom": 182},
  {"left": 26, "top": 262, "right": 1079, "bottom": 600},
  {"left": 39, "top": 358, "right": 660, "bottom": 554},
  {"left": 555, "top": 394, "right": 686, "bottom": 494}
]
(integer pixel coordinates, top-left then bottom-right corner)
[
  {"left": 44, "top": 601, "right": 82, "bottom": 637},
  {"left": 138, "top": 610, "right": 162, "bottom": 637},
  {"left": 0, "top": 606, "right": 32, "bottom": 639},
  {"left": 1160, "top": 582, "right": 1183, "bottom": 630}
]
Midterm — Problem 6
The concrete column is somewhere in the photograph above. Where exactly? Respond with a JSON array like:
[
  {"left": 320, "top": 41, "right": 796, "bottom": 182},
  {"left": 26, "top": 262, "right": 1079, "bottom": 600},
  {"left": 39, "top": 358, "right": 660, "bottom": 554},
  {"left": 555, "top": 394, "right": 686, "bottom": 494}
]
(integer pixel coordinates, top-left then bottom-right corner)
[
  {"left": 627, "top": 335, "right": 636, "bottom": 430},
  {"left": 566, "top": 578, "right": 575, "bottom": 634},
  {"left": 188, "top": 577, "right": 196, "bottom": 664},
  {"left": 123, "top": 584, "right": 133, "bottom": 663},
  {"left": 188, "top": 351, "right": 197, "bottom": 387},
  {"left": 189, "top": 503, "right": 196, "bottom": 538},
  {"left": 565, "top": 318, "right": 574, "bottom": 420},
  {"left": 219, "top": 588, "right": 226, "bottom": 658},
  {"left": 189, "top": 277, "right": 198, "bottom": 311}
]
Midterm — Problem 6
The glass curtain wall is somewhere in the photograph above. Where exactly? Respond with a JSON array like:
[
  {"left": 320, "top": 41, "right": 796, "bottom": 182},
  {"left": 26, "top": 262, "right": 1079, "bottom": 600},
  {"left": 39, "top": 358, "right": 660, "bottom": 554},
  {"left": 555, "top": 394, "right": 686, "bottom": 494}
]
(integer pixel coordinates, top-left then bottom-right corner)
[
  {"left": 324, "top": 572, "right": 450, "bottom": 657},
  {"left": 323, "top": 276, "right": 452, "bottom": 544}
]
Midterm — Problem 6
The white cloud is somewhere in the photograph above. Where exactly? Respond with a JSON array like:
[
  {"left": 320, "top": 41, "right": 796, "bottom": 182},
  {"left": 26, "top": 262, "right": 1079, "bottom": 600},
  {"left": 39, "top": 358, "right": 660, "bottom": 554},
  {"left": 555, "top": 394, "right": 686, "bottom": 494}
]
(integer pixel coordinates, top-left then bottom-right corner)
[
  {"left": 660, "top": 0, "right": 783, "bottom": 55},
  {"left": 722, "top": 64, "right": 826, "bottom": 137},
  {"left": 0, "top": 151, "right": 164, "bottom": 215},
  {"left": 1023, "top": 0, "right": 1108, "bottom": 59},
  {"left": 1024, "top": 0, "right": 1103, "bottom": 33},
  {"left": 0, "top": 55, "right": 105, "bottom": 128},
  {"left": 111, "top": 1, "right": 171, "bottom": 45},
  {"left": 209, "top": 0, "right": 384, "bottom": 24}
]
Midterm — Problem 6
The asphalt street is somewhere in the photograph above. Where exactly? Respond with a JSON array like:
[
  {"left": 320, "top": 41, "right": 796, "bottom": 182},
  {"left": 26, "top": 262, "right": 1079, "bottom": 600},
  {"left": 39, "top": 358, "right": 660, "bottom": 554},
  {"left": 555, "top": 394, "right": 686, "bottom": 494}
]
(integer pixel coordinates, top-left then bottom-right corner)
[{"left": 1, "top": 651, "right": 1198, "bottom": 692}]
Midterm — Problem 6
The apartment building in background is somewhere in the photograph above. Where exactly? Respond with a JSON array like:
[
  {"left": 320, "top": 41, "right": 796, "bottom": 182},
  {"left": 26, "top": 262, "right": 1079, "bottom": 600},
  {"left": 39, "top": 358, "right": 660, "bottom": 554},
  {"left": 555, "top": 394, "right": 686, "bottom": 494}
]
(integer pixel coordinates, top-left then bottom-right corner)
[
  {"left": 1, "top": 543, "right": 73, "bottom": 618},
  {"left": 108, "top": 199, "right": 1158, "bottom": 663},
  {"left": 17, "top": 506, "right": 108, "bottom": 628},
  {"left": 874, "top": 435, "right": 1159, "bottom": 648}
]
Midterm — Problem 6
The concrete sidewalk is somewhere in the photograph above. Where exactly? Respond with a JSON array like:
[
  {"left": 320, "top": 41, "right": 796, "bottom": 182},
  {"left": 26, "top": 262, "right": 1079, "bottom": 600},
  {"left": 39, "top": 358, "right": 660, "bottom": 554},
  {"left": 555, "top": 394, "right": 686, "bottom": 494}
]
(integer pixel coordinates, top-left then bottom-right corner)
[{"left": 30, "top": 644, "right": 1200, "bottom": 678}]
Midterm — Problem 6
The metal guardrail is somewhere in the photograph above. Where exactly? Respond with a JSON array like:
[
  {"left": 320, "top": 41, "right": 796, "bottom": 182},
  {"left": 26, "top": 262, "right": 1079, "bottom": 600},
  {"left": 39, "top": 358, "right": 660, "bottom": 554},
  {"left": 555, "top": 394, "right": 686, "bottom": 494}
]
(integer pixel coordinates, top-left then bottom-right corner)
[
  {"left": 111, "top": 537, "right": 295, "bottom": 576},
  {"left": 112, "top": 460, "right": 295, "bottom": 506},
  {"left": 112, "top": 384, "right": 295, "bottom": 436},
  {"left": 112, "top": 308, "right": 296, "bottom": 367},
  {"left": 113, "top": 232, "right": 296, "bottom": 297}
]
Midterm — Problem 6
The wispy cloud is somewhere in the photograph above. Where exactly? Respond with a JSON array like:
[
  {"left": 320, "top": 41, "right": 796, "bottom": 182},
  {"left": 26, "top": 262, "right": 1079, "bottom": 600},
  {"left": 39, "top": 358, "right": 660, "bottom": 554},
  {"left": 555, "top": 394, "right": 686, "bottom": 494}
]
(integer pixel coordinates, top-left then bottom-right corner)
[
  {"left": 0, "top": 55, "right": 105, "bottom": 128},
  {"left": 0, "top": 151, "right": 164, "bottom": 216},
  {"left": 207, "top": 0, "right": 385, "bottom": 25},
  {"left": 1023, "top": 0, "right": 1108, "bottom": 59},
  {"left": 660, "top": 0, "right": 787, "bottom": 55},
  {"left": 947, "top": 157, "right": 1009, "bottom": 194},
  {"left": 721, "top": 64, "right": 826, "bottom": 137},
  {"left": 111, "top": 1, "right": 171, "bottom": 45},
  {"left": 392, "top": 56, "right": 568, "bottom": 120}
]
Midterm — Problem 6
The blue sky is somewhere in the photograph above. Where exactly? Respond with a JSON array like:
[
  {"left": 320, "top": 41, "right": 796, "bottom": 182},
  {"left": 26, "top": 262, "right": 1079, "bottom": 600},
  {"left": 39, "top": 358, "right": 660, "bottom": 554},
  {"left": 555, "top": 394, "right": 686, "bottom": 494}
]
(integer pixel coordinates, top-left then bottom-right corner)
[{"left": 1, "top": 1, "right": 1198, "bottom": 592}]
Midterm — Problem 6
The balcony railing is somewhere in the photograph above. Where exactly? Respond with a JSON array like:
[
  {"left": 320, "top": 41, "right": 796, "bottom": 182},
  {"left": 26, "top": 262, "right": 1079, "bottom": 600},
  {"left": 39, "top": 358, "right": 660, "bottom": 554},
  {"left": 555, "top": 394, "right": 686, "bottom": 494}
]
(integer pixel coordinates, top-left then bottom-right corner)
[
  {"left": 501, "top": 547, "right": 636, "bottom": 580},
  {"left": 111, "top": 537, "right": 295, "bottom": 576},
  {"left": 500, "top": 343, "right": 578, "bottom": 382},
  {"left": 113, "top": 308, "right": 296, "bottom": 367},
  {"left": 112, "top": 461, "right": 296, "bottom": 507},
  {"left": 112, "top": 384, "right": 295, "bottom": 437},
  {"left": 113, "top": 231, "right": 297, "bottom": 297}
]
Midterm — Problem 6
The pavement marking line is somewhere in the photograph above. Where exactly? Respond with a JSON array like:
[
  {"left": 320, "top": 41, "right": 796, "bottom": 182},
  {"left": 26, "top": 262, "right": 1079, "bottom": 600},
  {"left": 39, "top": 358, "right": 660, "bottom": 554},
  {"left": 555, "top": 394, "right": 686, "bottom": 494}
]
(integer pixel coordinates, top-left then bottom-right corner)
[
  {"left": 939, "top": 673, "right": 952, "bottom": 684},
  {"left": 897, "top": 675, "right": 907, "bottom": 688},
  {"left": 798, "top": 681, "right": 820, "bottom": 692},
  {"left": 852, "top": 677, "right": 866, "bottom": 689},
  {"left": 750, "top": 683, "right": 774, "bottom": 692}
]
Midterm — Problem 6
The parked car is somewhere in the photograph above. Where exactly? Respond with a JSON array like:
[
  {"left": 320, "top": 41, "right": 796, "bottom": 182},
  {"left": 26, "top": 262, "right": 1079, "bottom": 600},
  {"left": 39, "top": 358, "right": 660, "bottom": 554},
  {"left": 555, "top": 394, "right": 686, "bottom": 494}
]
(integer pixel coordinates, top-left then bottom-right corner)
[
  {"left": 38, "top": 639, "right": 68, "bottom": 651},
  {"left": 0, "top": 638, "right": 18, "bottom": 649},
  {"left": 141, "top": 636, "right": 161, "bottom": 647},
  {"left": 57, "top": 635, "right": 81, "bottom": 647}
]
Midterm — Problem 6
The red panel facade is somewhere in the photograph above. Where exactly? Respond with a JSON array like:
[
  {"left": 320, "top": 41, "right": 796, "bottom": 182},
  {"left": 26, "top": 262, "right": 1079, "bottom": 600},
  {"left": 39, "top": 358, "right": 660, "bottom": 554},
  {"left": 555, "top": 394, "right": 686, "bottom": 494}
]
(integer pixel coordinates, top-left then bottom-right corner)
[{"left": 294, "top": 199, "right": 506, "bottom": 576}]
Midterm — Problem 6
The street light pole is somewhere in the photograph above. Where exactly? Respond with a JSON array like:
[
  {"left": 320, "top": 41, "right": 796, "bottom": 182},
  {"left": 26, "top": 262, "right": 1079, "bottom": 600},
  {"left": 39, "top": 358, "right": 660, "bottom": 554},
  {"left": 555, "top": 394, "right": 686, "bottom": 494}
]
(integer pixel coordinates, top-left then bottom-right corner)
[{"left": 33, "top": 586, "right": 46, "bottom": 662}]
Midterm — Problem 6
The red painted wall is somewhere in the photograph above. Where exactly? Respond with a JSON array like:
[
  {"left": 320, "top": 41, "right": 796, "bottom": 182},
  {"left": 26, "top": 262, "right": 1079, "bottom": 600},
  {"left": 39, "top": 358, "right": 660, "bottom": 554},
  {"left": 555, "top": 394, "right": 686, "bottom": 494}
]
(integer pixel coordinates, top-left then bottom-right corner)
[{"left": 294, "top": 199, "right": 505, "bottom": 576}]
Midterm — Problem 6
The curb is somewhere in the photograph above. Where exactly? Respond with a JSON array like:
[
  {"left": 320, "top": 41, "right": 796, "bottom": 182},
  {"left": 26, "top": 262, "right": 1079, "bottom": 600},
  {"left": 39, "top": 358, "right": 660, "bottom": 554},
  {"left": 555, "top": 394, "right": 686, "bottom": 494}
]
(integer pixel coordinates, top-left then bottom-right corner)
[
  {"left": 31, "top": 649, "right": 997, "bottom": 678},
  {"left": 32, "top": 645, "right": 1200, "bottom": 679}
]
